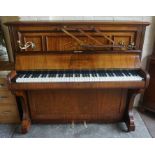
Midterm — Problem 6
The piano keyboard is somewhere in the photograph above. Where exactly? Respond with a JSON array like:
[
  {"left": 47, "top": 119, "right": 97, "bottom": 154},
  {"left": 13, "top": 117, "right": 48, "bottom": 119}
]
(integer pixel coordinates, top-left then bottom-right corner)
[{"left": 15, "top": 70, "right": 144, "bottom": 83}]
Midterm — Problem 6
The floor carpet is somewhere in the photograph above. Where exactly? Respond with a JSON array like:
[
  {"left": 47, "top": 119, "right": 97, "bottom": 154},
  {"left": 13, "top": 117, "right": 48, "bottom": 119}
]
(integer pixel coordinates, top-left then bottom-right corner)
[{"left": 0, "top": 109, "right": 151, "bottom": 138}]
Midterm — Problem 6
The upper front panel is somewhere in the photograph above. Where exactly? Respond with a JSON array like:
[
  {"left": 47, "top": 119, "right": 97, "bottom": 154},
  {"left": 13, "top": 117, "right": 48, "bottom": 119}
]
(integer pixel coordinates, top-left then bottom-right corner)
[
  {"left": 6, "top": 21, "right": 149, "bottom": 54},
  {"left": 5, "top": 21, "right": 149, "bottom": 70}
]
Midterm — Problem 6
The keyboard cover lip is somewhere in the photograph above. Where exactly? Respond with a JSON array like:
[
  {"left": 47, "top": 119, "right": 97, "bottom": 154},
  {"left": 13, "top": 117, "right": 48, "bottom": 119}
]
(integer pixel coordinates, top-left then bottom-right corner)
[{"left": 9, "top": 80, "right": 146, "bottom": 91}]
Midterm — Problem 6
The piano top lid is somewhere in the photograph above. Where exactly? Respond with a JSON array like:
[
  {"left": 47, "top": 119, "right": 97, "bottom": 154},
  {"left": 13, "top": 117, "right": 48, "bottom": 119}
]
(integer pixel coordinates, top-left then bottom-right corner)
[{"left": 5, "top": 20, "right": 150, "bottom": 26}]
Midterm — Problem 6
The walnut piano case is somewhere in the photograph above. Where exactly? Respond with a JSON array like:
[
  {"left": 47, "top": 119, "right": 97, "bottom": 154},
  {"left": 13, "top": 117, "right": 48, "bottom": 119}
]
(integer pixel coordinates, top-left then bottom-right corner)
[{"left": 6, "top": 21, "right": 150, "bottom": 133}]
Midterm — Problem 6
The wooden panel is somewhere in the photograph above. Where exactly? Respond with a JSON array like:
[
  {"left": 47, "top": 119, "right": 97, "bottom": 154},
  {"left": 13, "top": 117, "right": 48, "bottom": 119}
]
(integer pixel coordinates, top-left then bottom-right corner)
[
  {"left": 113, "top": 35, "right": 133, "bottom": 50},
  {"left": 0, "top": 104, "right": 20, "bottom": 123},
  {"left": 0, "top": 90, "right": 16, "bottom": 104},
  {"left": 142, "top": 58, "right": 155, "bottom": 111},
  {"left": 0, "top": 78, "right": 7, "bottom": 90},
  {"left": 28, "top": 89, "right": 127, "bottom": 122},
  {"left": 0, "top": 73, "right": 20, "bottom": 123},
  {"left": 16, "top": 31, "right": 136, "bottom": 52},
  {"left": 23, "top": 36, "right": 43, "bottom": 51},
  {"left": 15, "top": 53, "right": 141, "bottom": 70},
  {"left": 5, "top": 21, "right": 149, "bottom": 55},
  {"left": 10, "top": 80, "right": 145, "bottom": 90},
  {"left": 46, "top": 36, "right": 109, "bottom": 51}
]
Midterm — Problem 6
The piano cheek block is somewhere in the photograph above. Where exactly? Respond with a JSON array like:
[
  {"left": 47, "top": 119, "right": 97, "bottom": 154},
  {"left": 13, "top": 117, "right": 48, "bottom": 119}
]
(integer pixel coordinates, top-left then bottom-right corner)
[{"left": 6, "top": 21, "right": 150, "bottom": 134}]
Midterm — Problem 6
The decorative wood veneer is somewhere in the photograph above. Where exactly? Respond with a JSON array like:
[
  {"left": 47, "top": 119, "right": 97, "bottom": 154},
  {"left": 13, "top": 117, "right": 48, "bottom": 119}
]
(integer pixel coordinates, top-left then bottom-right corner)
[{"left": 15, "top": 53, "right": 141, "bottom": 71}]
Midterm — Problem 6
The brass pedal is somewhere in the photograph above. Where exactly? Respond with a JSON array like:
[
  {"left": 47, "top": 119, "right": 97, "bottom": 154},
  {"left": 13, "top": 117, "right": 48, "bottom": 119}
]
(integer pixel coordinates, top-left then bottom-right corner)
[
  {"left": 84, "top": 121, "right": 87, "bottom": 128},
  {"left": 71, "top": 120, "right": 74, "bottom": 129}
]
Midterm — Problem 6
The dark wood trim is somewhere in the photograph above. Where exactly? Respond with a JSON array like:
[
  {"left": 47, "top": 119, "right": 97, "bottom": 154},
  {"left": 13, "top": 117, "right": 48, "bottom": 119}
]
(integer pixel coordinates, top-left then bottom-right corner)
[
  {"left": 125, "top": 89, "right": 144, "bottom": 131},
  {"left": 14, "top": 50, "right": 142, "bottom": 55},
  {"left": 5, "top": 21, "right": 150, "bottom": 26},
  {"left": 13, "top": 91, "right": 31, "bottom": 134}
]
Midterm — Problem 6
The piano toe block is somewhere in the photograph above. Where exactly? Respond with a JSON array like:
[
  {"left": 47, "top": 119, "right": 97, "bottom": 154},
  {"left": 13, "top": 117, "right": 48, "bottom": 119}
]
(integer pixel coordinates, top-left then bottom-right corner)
[
  {"left": 125, "top": 115, "right": 135, "bottom": 132},
  {"left": 21, "top": 119, "right": 31, "bottom": 134}
]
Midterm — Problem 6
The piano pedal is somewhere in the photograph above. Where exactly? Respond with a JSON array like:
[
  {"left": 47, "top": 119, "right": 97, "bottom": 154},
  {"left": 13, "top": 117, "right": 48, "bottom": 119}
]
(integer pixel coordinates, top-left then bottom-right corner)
[
  {"left": 84, "top": 121, "right": 87, "bottom": 128},
  {"left": 71, "top": 120, "right": 75, "bottom": 129}
]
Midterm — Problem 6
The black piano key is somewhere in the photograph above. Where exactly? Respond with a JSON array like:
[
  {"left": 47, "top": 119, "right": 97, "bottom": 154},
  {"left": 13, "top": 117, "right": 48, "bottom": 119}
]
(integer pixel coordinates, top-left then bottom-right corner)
[
  {"left": 65, "top": 73, "right": 70, "bottom": 77},
  {"left": 69, "top": 72, "right": 74, "bottom": 77},
  {"left": 35, "top": 74, "right": 40, "bottom": 78},
  {"left": 53, "top": 74, "right": 57, "bottom": 77},
  {"left": 127, "top": 71, "right": 132, "bottom": 76},
  {"left": 126, "top": 70, "right": 133, "bottom": 76},
  {"left": 91, "top": 71, "right": 97, "bottom": 77},
  {"left": 107, "top": 71, "right": 113, "bottom": 77},
  {"left": 18, "top": 74, "right": 25, "bottom": 78},
  {"left": 53, "top": 71, "right": 58, "bottom": 77},
  {"left": 31, "top": 72, "right": 40, "bottom": 78},
  {"left": 111, "top": 71, "right": 115, "bottom": 76},
  {"left": 31, "top": 74, "right": 35, "bottom": 78},
  {"left": 113, "top": 70, "right": 120, "bottom": 76},
  {"left": 58, "top": 74, "right": 63, "bottom": 77},
  {"left": 57, "top": 71, "right": 64, "bottom": 77},
  {"left": 102, "top": 73, "right": 107, "bottom": 77},
  {"left": 41, "top": 74, "right": 47, "bottom": 78},
  {"left": 86, "top": 71, "right": 90, "bottom": 77},
  {"left": 119, "top": 72, "right": 124, "bottom": 76},
  {"left": 75, "top": 73, "right": 80, "bottom": 77},
  {"left": 86, "top": 73, "right": 90, "bottom": 77},
  {"left": 104, "top": 71, "right": 108, "bottom": 76},
  {"left": 49, "top": 74, "right": 55, "bottom": 77},
  {"left": 116, "top": 70, "right": 123, "bottom": 76},
  {"left": 24, "top": 73, "right": 30, "bottom": 78},
  {"left": 97, "top": 70, "right": 103, "bottom": 77},
  {"left": 102, "top": 71, "right": 107, "bottom": 77},
  {"left": 74, "top": 70, "right": 80, "bottom": 77},
  {"left": 121, "top": 71, "right": 127, "bottom": 76},
  {"left": 82, "top": 71, "right": 88, "bottom": 77},
  {"left": 130, "top": 70, "right": 138, "bottom": 76},
  {"left": 48, "top": 71, "right": 57, "bottom": 77}
]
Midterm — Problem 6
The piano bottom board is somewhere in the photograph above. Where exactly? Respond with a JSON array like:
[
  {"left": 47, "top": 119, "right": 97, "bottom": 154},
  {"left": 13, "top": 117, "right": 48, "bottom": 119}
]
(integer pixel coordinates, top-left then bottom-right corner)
[{"left": 25, "top": 89, "right": 128, "bottom": 123}]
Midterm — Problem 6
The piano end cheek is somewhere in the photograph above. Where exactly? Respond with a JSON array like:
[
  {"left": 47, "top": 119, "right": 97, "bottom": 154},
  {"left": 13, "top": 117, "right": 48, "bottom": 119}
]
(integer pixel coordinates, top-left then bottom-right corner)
[
  {"left": 7, "top": 71, "right": 16, "bottom": 83},
  {"left": 145, "top": 72, "right": 150, "bottom": 88}
]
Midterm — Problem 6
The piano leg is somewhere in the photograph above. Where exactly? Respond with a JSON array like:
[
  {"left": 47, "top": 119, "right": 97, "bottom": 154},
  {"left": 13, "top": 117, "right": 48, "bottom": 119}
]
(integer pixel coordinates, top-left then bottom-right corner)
[
  {"left": 125, "top": 89, "right": 144, "bottom": 132},
  {"left": 14, "top": 91, "right": 31, "bottom": 134}
]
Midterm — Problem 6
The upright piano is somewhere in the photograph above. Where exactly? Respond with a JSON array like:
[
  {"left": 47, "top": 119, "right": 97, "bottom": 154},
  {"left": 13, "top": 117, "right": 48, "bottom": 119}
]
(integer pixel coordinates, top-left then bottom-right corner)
[{"left": 6, "top": 21, "right": 150, "bottom": 133}]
